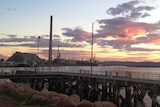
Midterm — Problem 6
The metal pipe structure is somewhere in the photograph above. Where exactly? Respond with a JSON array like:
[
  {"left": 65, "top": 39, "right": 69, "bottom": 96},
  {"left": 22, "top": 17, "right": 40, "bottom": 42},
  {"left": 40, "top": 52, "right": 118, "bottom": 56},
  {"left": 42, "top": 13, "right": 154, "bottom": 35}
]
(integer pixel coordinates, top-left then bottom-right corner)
[
  {"left": 48, "top": 15, "right": 53, "bottom": 65},
  {"left": 91, "top": 23, "right": 94, "bottom": 75},
  {"left": 37, "top": 36, "right": 40, "bottom": 56}
]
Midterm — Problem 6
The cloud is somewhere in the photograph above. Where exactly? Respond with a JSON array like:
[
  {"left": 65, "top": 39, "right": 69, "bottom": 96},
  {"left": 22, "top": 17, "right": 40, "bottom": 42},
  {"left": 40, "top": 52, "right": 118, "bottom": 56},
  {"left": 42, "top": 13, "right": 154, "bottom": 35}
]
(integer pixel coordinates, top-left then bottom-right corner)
[
  {"left": 61, "top": 18, "right": 160, "bottom": 53},
  {"left": 62, "top": 27, "right": 91, "bottom": 42},
  {"left": 97, "top": 17, "right": 160, "bottom": 39},
  {"left": 60, "top": 0, "right": 160, "bottom": 55},
  {"left": 106, "top": 0, "right": 155, "bottom": 19},
  {"left": 41, "top": 48, "right": 90, "bottom": 60},
  {"left": 7, "top": 34, "right": 17, "bottom": 38},
  {"left": 0, "top": 33, "right": 85, "bottom": 48},
  {"left": 1, "top": 0, "right": 159, "bottom": 61},
  {"left": 107, "top": 1, "right": 139, "bottom": 15},
  {"left": 96, "top": 30, "right": 160, "bottom": 52},
  {"left": 7, "top": 8, "right": 17, "bottom": 11},
  {"left": 95, "top": 0, "right": 160, "bottom": 52},
  {"left": 0, "top": 34, "right": 36, "bottom": 43},
  {"left": 97, "top": 35, "right": 160, "bottom": 52},
  {"left": 0, "top": 54, "right": 7, "bottom": 60},
  {"left": 137, "top": 33, "right": 160, "bottom": 45}
]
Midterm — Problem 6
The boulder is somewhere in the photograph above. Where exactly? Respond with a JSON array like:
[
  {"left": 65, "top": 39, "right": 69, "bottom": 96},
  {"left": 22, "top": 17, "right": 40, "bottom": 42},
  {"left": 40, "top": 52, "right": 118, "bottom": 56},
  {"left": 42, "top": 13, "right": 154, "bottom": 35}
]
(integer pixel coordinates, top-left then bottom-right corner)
[
  {"left": 50, "top": 96, "right": 62, "bottom": 104},
  {"left": 57, "top": 97, "right": 75, "bottom": 107},
  {"left": 31, "top": 94, "right": 49, "bottom": 103},
  {"left": 76, "top": 100, "right": 97, "bottom": 107},
  {"left": 0, "top": 80, "right": 18, "bottom": 94},
  {"left": 94, "top": 101, "right": 118, "bottom": 107},
  {"left": 50, "top": 93, "right": 69, "bottom": 105},
  {"left": 50, "top": 90, "right": 59, "bottom": 97},
  {"left": 69, "top": 94, "right": 80, "bottom": 106},
  {"left": 0, "top": 81, "right": 118, "bottom": 107},
  {"left": 0, "top": 95, "right": 20, "bottom": 107},
  {"left": 16, "top": 83, "right": 35, "bottom": 93},
  {"left": 38, "top": 89, "right": 53, "bottom": 98},
  {"left": 59, "top": 93, "right": 69, "bottom": 98}
]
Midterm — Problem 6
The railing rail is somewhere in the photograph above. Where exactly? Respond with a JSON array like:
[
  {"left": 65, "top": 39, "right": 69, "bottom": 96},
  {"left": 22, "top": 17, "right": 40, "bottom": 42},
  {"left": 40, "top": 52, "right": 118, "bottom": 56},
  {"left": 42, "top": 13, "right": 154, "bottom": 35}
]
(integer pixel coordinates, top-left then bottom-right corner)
[{"left": 0, "top": 67, "right": 160, "bottom": 81}]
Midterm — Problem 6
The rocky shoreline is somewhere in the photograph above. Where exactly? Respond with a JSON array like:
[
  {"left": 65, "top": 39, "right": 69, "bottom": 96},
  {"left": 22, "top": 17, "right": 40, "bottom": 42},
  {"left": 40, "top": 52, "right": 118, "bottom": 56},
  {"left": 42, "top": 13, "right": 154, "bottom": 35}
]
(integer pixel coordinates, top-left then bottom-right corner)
[{"left": 0, "top": 80, "right": 117, "bottom": 107}]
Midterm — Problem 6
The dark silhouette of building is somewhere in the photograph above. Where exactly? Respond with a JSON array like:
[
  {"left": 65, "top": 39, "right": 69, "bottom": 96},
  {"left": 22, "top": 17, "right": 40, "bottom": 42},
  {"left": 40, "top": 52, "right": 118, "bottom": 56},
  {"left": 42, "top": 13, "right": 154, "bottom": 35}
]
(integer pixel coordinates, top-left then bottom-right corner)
[{"left": 7, "top": 52, "right": 44, "bottom": 66}]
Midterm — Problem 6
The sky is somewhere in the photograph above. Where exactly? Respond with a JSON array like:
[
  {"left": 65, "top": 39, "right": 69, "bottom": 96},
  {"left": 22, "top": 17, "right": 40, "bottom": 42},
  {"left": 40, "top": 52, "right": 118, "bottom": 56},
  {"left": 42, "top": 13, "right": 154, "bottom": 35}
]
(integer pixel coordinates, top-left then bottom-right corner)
[{"left": 0, "top": 0, "right": 160, "bottom": 62}]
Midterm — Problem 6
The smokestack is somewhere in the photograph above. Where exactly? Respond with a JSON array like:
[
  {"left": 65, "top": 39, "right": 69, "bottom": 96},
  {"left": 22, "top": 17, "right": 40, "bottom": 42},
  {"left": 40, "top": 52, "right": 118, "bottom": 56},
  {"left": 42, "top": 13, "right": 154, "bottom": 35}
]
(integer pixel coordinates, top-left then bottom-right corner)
[{"left": 48, "top": 15, "right": 53, "bottom": 65}]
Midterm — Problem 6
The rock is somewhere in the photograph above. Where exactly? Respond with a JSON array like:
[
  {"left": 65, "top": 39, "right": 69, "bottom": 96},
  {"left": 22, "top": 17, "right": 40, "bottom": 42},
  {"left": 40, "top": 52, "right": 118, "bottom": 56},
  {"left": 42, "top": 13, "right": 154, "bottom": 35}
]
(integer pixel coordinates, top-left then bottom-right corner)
[
  {"left": 51, "top": 90, "right": 59, "bottom": 95},
  {"left": 0, "top": 95, "right": 20, "bottom": 107},
  {"left": 0, "top": 81, "right": 118, "bottom": 107},
  {"left": 94, "top": 101, "right": 118, "bottom": 107},
  {"left": 52, "top": 93, "right": 70, "bottom": 106},
  {"left": 31, "top": 94, "right": 49, "bottom": 102},
  {"left": 59, "top": 93, "right": 69, "bottom": 98},
  {"left": 76, "top": 100, "right": 97, "bottom": 107},
  {"left": 15, "top": 83, "right": 37, "bottom": 100},
  {"left": 50, "top": 96, "right": 62, "bottom": 104},
  {"left": 18, "top": 83, "right": 36, "bottom": 93},
  {"left": 38, "top": 89, "right": 53, "bottom": 98},
  {"left": 57, "top": 97, "right": 75, "bottom": 107},
  {"left": 16, "top": 83, "right": 26, "bottom": 92},
  {"left": 0, "top": 80, "right": 18, "bottom": 94},
  {"left": 69, "top": 94, "right": 80, "bottom": 106},
  {"left": 37, "top": 89, "right": 60, "bottom": 104}
]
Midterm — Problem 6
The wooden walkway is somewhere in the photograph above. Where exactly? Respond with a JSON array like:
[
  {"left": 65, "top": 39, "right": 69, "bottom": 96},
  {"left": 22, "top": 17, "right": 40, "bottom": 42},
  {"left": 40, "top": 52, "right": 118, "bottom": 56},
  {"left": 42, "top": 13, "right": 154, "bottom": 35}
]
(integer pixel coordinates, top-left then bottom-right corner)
[
  {"left": 1, "top": 70, "right": 160, "bottom": 107},
  {"left": 0, "top": 71, "right": 160, "bottom": 85}
]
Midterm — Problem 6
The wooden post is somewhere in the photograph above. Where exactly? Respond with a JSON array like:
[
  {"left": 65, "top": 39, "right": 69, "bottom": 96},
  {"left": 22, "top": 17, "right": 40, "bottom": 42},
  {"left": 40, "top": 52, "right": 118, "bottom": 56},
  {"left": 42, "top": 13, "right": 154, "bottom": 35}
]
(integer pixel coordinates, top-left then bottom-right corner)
[{"left": 125, "top": 86, "right": 132, "bottom": 107}]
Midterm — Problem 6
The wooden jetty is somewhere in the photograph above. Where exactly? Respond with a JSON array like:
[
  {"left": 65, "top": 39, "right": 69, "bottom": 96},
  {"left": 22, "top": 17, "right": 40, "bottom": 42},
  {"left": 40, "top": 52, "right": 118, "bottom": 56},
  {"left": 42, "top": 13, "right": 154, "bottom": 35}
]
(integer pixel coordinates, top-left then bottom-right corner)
[{"left": 0, "top": 70, "right": 160, "bottom": 107}]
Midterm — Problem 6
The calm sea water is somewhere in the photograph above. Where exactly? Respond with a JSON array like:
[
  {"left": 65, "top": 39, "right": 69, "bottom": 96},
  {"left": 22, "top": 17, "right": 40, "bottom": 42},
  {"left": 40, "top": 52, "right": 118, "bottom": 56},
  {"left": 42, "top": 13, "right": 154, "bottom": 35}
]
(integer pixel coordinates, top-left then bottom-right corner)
[{"left": 1, "top": 66, "right": 160, "bottom": 107}]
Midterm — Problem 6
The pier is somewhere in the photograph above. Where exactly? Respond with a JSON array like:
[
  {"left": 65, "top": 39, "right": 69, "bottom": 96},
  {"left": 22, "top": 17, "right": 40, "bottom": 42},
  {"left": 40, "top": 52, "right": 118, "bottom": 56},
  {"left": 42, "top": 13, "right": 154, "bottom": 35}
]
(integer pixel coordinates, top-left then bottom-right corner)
[{"left": 1, "top": 69, "right": 160, "bottom": 107}]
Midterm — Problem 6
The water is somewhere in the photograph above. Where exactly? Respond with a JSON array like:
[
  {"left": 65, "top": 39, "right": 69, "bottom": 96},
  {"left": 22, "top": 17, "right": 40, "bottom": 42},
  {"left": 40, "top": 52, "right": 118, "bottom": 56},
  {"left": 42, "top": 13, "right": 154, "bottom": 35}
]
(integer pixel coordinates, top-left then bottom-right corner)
[{"left": 1, "top": 66, "right": 160, "bottom": 107}]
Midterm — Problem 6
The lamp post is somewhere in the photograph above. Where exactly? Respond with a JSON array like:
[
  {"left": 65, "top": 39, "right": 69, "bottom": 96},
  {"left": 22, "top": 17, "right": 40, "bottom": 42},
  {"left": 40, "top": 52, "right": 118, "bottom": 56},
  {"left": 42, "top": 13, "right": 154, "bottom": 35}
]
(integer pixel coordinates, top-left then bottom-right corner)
[
  {"left": 91, "top": 23, "right": 94, "bottom": 75},
  {"left": 37, "top": 36, "right": 40, "bottom": 56}
]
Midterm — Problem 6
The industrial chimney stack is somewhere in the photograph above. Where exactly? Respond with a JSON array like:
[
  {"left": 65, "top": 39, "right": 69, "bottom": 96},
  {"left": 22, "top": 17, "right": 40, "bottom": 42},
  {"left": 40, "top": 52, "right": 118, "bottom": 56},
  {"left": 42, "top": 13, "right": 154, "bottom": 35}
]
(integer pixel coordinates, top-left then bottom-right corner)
[{"left": 48, "top": 15, "right": 53, "bottom": 65}]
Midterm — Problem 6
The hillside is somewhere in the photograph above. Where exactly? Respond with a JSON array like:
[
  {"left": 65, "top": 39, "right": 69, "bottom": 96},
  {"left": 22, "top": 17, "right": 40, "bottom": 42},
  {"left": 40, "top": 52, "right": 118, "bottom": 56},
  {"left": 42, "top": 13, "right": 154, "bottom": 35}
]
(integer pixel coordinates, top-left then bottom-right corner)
[{"left": 101, "top": 61, "right": 160, "bottom": 67}]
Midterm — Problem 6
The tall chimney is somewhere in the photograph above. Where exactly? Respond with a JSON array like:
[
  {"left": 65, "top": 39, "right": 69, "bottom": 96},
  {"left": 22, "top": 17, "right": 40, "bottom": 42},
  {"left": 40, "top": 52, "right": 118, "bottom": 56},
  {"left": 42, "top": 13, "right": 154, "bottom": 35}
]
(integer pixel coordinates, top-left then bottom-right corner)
[{"left": 48, "top": 15, "right": 53, "bottom": 65}]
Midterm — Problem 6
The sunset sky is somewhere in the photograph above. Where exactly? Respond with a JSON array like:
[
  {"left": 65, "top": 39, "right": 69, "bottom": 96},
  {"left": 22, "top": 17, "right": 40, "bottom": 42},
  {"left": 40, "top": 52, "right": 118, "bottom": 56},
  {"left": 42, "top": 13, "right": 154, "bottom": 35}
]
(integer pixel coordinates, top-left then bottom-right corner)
[{"left": 0, "top": 0, "right": 160, "bottom": 62}]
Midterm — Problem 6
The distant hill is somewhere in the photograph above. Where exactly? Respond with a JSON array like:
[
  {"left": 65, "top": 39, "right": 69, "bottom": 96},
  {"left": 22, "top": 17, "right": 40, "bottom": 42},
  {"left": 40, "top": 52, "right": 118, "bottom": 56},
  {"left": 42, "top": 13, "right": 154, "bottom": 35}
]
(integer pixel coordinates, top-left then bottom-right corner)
[{"left": 101, "top": 61, "right": 160, "bottom": 67}]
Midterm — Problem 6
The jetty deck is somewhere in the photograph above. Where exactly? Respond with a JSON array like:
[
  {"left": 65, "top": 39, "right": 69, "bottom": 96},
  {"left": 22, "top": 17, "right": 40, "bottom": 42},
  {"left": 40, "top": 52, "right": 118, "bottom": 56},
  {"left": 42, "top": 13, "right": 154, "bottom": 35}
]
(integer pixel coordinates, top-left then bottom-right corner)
[
  {"left": 0, "top": 70, "right": 160, "bottom": 107},
  {"left": 0, "top": 71, "right": 160, "bottom": 85}
]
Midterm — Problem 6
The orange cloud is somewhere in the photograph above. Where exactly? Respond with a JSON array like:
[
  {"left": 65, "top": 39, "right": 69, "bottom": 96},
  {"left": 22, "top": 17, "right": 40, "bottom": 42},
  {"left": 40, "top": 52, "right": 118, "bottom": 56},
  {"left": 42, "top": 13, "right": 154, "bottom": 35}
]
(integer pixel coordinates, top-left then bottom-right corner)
[
  {"left": 123, "top": 26, "right": 147, "bottom": 37},
  {"left": 149, "top": 39, "right": 160, "bottom": 44}
]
